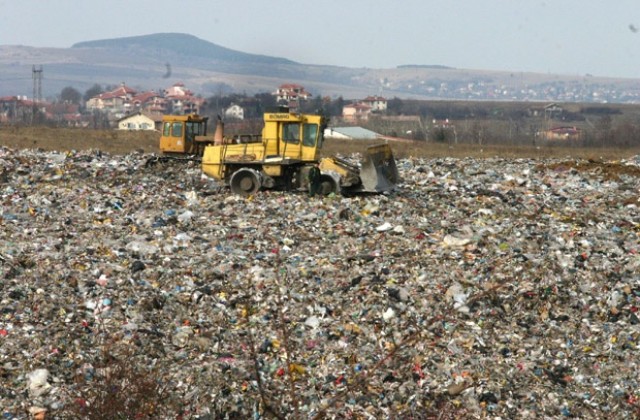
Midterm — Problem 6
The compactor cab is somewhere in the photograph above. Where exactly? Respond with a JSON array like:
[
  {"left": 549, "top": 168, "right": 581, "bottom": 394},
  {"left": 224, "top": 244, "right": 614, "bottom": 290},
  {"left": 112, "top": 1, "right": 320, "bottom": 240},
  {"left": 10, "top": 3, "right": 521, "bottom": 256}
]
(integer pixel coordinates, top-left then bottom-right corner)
[{"left": 159, "top": 114, "right": 209, "bottom": 156}]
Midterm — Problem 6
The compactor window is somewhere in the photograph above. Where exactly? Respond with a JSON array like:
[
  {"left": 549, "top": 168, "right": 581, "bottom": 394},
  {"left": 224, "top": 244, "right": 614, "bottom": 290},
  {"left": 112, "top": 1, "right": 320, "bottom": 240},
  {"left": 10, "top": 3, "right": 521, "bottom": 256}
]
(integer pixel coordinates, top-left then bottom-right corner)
[
  {"left": 172, "top": 122, "right": 183, "bottom": 137},
  {"left": 283, "top": 123, "right": 300, "bottom": 144},
  {"left": 163, "top": 122, "right": 171, "bottom": 136},
  {"left": 302, "top": 124, "right": 318, "bottom": 147},
  {"left": 186, "top": 121, "right": 204, "bottom": 136}
]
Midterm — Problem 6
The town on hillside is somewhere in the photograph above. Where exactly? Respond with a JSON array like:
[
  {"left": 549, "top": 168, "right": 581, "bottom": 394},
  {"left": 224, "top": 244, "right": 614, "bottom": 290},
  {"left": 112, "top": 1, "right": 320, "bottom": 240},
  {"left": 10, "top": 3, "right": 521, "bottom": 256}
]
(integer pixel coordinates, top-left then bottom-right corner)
[
  {"left": 1, "top": 81, "right": 638, "bottom": 147},
  {"left": 0, "top": 81, "right": 390, "bottom": 129}
]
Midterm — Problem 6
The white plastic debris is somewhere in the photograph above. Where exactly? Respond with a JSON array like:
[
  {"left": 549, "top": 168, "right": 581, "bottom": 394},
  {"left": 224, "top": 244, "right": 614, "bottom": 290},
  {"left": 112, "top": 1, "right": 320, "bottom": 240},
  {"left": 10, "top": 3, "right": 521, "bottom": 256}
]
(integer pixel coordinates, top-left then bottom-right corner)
[
  {"left": 382, "top": 307, "right": 396, "bottom": 321},
  {"left": 27, "top": 369, "right": 51, "bottom": 398}
]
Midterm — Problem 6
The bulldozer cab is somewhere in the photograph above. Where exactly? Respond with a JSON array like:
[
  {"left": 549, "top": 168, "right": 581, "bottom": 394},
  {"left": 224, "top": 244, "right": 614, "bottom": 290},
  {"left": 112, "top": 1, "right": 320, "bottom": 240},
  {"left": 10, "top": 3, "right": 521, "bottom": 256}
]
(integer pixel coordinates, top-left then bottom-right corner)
[
  {"left": 263, "top": 113, "right": 325, "bottom": 162},
  {"left": 159, "top": 114, "right": 208, "bottom": 155}
]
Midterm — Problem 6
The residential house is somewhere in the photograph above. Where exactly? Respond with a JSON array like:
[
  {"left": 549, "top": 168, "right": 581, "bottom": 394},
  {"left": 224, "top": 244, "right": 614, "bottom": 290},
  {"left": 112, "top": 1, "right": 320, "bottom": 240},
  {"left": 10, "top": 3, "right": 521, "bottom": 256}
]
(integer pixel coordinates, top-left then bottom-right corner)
[
  {"left": 1, "top": 96, "right": 88, "bottom": 126},
  {"left": 361, "top": 96, "right": 387, "bottom": 112},
  {"left": 0, "top": 96, "right": 32, "bottom": 123},
  {"left": 0, "top": 95, "right": 56, "bottom": 124},
  {"left": 528, "top": 103, "right": 563, "bottom": 118},
  {"left": 164, "top": 82, "right": 191, "bottom": 98},
  {"left": 274, "top": 84, "right": 312, "bottom": 104},
  {"left": 131, "top": 91, "right": 166, "bottom": 114},
  {"left": 86, "top": 82, "right": 204, "bottom": 117},
  {"left": 164, "top": 82, "right": 204, "bottom": 114},
  {"left": 342, "top": 103, "right": 372, "bottom": 122},
  {"left": 541, "top": 126, "right": 582, "bottom": 141},
  {"left": 44, "top": 103, "right": 83, "bottom": 127},
  {"left": 117, "top": 111, "right": 162, "bottom": 131},
  {"left": 342, "top": 96, "right": 388, "bottom": 122},
  {"left": 544, "top": 103, "right": 564, "bottom": 119},
  {"left": 86, "top": 83, "right": 137, "bottom": 115}
]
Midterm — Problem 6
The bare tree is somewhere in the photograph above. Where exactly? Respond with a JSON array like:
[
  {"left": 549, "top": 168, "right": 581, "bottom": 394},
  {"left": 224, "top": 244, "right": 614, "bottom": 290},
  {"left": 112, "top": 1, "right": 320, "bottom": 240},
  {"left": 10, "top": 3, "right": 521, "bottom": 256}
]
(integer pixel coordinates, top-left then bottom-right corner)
[
  {"left": 83, "top": 84, "right": 103, "bottom": 102},
  {"left": 596, "top": 115, "right": 612, "bottom": 148}
]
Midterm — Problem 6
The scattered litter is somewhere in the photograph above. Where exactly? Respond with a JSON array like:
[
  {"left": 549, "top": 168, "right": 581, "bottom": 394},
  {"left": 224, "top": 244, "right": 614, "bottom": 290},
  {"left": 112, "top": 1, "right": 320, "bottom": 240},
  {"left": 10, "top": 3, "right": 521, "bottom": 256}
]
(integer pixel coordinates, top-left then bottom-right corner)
[{"left": 1, "top": 147, "right": 639, "bottom": 418}]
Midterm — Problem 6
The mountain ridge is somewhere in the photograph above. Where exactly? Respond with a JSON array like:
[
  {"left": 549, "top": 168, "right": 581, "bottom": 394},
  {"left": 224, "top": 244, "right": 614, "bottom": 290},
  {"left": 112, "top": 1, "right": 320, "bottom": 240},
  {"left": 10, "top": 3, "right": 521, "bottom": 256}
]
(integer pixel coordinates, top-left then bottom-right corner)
[{"left": 1, "top": 33, "right": 638, "bottom": 103}]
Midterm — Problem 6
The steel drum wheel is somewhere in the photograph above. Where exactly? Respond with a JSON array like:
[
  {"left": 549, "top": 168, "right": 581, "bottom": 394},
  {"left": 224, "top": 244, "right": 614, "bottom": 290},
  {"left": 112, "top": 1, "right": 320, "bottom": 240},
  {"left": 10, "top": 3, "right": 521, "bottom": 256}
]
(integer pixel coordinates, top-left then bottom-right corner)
[{"left": 230, "top": 169, "right": 260, "bottom": 195}]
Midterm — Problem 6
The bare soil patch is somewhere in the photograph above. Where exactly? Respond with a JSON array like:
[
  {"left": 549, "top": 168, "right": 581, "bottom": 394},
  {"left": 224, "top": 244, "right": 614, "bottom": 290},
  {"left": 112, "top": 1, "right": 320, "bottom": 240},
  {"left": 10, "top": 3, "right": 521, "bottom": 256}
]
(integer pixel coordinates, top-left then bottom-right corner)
[
  {"left": 0, "top": 126, "right": 159, "bottom": 155},
  {"left": 540, "top": 159, "right": 640, "bottom": 181}
]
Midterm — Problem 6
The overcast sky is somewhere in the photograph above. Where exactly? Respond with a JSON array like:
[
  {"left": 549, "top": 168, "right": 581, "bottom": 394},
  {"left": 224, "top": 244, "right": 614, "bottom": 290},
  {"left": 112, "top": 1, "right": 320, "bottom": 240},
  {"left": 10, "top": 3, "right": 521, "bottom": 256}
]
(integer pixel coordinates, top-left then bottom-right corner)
[{"left": 1, "top": 0, "right": 639, "bottom": 79}]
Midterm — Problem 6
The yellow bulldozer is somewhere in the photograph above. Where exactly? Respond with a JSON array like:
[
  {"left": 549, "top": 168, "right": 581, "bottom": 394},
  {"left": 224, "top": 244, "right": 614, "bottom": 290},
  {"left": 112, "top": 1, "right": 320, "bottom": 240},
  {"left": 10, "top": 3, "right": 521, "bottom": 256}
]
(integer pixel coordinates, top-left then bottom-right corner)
[
  {"left": 159, "top": 110, "right": 399, "bottom": 196},
  {"left": 158, "top": 113, "right": 210, "bottom": 156}
]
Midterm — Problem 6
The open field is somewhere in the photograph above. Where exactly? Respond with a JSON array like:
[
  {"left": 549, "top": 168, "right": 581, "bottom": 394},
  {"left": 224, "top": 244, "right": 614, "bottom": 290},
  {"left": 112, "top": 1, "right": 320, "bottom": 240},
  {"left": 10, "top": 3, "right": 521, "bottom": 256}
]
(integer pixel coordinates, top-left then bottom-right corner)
[
  {"left": 0, "top": 126, "right": 159, "bottom": 155},
  {"left": 325, "top": 138, "right": 640, "bottom": 161},
  {"left": 1, "top": 126, "right": 640, "bottom": 161}
]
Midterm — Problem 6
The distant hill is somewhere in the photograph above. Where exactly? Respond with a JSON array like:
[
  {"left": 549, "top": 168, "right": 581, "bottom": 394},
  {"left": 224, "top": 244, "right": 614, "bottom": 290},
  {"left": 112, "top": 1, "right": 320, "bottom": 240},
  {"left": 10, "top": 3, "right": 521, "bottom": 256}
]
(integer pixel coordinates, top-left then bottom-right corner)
[
  {"left": 1, "top": 33, "right": 639, "bottom": 103},
  {"left": 397, "top": 64, "right": 454, "bottom": 70},
  {"left": 72, "top": 33, "right": 295, "bottom": 66}
]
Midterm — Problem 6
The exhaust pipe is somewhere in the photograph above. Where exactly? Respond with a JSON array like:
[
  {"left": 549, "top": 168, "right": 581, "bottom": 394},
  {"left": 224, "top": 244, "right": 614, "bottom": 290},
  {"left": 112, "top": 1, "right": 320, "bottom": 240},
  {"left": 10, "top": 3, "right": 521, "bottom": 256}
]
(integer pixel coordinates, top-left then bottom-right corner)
[{"left": 214, "top": 115, "right": 224, "bottom": 145}]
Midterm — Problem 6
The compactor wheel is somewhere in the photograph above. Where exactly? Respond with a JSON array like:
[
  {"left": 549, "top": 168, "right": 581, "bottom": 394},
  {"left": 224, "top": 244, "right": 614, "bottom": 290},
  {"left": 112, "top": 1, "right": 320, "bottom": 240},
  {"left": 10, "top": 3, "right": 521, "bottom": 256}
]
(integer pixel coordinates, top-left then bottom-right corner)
[
  {"left": 230, "top": 169, "right": 261, "bottom": 196},
  {"left": 319, "top": 175, "right": 339, "bottom": 196}
]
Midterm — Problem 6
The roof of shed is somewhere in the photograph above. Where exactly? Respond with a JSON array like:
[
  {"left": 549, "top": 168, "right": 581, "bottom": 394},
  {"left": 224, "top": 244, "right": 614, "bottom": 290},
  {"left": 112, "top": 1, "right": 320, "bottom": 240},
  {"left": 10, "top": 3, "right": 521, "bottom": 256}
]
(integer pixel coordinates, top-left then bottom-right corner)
[{"left": 326, "top": 126, "right": 379, "bottom": 139}]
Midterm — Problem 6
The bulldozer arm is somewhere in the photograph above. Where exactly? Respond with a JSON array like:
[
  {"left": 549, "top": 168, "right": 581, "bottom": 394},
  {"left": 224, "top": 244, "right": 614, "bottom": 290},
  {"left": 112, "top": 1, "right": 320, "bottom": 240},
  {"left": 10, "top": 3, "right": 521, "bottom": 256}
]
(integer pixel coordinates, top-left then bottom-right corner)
[
  {"left": 359, "top": 144, "right": 399, "bottom": 192},
  {"left": 319, "top": 143, "right": 399, "bottom": 194}
]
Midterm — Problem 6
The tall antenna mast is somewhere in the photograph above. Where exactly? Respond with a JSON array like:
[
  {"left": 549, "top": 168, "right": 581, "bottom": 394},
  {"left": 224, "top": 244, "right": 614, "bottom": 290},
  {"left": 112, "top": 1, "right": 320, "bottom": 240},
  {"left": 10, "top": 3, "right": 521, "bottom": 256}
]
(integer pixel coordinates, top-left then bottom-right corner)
[{"left": 32, "top": 65, "right": 43, "bottom": 124}]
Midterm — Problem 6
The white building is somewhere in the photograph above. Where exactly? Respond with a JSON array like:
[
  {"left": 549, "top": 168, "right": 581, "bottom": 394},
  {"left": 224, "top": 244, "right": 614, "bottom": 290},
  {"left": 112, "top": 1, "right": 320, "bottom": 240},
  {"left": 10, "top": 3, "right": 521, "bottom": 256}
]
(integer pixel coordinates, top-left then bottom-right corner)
[
  {"left": 361, "top": 96, "right": 388, "bottom": 112},
  {"left": 117, "top": 112, "right": 161, "bottom": 130}
]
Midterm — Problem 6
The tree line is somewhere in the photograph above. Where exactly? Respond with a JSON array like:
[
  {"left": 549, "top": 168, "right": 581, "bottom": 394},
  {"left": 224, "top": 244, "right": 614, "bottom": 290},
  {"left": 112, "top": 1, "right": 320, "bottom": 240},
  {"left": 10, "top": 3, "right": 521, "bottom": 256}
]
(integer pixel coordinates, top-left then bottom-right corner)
[{"left": 43, "top": 85, "right": 640, "bottom": 148}]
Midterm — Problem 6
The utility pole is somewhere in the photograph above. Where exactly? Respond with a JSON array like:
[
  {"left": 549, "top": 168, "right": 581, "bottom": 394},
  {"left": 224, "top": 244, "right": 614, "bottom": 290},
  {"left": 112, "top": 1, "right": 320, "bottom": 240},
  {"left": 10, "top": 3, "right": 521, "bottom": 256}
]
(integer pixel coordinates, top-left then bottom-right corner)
[{"left": 32, "top": 65, "right": 43, "bottom": 124}]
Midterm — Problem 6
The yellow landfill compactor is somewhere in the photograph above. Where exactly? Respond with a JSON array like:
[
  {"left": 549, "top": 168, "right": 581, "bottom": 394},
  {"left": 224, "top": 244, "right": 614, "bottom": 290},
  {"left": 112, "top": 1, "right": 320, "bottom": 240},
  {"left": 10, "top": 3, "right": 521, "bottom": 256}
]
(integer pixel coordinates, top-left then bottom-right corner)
[
  {"left": 200, "top": 111, "right": 399, "bottom": 196},
  {"left": 158, "top": 114, "right": 211, "bottom": 156}
]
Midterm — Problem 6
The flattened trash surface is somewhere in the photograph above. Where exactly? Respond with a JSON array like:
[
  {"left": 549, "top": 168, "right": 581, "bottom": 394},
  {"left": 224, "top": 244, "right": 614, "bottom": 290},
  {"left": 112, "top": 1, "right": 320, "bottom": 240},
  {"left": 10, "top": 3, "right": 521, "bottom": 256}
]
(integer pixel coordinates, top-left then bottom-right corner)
[{"left": 1, "top": 146, "right": 640, "bottom": 418}]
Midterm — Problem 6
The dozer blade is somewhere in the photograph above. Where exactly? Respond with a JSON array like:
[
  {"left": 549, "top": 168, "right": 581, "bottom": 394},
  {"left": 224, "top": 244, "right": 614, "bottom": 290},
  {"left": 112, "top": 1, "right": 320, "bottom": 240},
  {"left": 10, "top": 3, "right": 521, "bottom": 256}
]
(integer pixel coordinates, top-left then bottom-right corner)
[{"left": 359, "top": 144, "right": 399, "bottom": 192}]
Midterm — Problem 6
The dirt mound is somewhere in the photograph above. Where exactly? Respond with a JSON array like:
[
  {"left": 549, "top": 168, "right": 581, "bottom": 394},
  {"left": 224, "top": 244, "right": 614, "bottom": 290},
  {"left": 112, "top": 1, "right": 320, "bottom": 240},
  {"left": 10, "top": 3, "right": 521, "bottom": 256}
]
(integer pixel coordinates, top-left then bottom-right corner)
[{"left": 539, "top": 159, "right": 640, "bottom": 180}]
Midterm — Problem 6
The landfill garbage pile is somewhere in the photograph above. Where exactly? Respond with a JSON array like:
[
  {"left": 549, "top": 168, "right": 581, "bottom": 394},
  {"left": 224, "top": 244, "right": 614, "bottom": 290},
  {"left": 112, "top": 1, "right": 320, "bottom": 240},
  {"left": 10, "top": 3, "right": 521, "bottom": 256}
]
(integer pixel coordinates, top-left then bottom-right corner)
[{"left": 1, "top": 146, "right": 640, "bottom": 419}]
